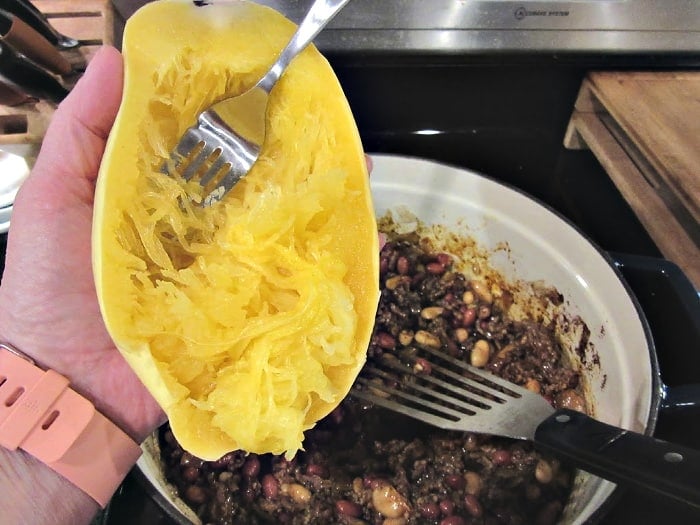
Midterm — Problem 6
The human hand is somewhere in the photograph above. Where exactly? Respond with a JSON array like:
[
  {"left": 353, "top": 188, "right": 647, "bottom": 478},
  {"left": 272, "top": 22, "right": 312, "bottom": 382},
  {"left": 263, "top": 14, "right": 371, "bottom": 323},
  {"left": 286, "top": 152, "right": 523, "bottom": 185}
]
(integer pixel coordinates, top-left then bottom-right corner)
[{"left": 0, "top": 46, "right": 163, "bottom": 443}]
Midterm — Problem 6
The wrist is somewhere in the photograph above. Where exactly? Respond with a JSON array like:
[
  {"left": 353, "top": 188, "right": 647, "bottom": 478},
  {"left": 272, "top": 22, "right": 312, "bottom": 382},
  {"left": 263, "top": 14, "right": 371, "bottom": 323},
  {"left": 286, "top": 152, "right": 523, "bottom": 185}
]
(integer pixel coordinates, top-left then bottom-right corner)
[
  {"left": 0, "top": 446, "right": 99, "bottom": 525},
  {"left": 0, "top": 343, "right": 143, "bottom": 509},
  {"left": 0, "top": 307, "right": 163, "bottom": 443}
]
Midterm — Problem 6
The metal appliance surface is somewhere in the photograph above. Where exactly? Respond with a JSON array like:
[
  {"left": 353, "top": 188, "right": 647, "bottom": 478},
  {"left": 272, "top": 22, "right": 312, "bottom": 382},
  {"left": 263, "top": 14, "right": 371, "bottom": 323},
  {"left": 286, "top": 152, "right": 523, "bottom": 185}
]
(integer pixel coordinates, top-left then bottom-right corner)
[
  {"left": 8, "top": 0, "right": 696, "bottom": 523},
  {"left": 252, "top": 0, "right": 700, "bottom": 53}
]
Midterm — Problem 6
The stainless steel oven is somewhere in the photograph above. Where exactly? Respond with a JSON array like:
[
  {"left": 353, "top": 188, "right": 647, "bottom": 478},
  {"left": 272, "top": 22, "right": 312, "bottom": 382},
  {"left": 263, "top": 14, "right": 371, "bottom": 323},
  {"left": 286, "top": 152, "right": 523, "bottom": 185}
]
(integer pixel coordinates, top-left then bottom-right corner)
[{"left": 99, "top": 0, "right": 700, "bottom": 522}]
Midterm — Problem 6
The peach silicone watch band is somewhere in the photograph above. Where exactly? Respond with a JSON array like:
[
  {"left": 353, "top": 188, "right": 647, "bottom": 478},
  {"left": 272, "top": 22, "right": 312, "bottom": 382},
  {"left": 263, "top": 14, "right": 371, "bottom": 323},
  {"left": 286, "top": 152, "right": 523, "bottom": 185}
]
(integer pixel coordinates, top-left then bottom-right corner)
[{"left": 0, "top": 343, "right": 142, "bottom": 508}]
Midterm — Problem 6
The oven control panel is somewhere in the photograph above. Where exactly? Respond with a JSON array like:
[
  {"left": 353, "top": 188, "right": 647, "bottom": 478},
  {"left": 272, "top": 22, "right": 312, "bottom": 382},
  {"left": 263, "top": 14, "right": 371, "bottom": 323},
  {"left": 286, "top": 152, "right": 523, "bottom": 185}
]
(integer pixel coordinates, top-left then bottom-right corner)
[{"left": 255, "top": 0, "right": 700, "bottom": 53}]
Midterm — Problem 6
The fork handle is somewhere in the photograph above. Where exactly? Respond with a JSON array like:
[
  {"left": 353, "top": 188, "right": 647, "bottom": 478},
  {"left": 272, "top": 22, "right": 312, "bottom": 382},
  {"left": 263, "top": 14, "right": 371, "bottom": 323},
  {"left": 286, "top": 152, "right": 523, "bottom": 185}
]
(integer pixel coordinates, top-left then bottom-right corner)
[
  {"left": 534, "top": 409, "right": 700, "bottom": 508},
  {"left": 258, "top": 0, "right": 352, "bottom": 93}
]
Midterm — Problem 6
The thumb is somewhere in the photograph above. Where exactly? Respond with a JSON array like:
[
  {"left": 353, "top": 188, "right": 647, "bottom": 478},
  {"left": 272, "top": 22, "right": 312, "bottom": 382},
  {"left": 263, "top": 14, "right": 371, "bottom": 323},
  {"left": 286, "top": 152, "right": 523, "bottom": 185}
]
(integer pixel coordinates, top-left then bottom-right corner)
[{"left": 30, "top": 46, "right": 123, "bottom": 200}]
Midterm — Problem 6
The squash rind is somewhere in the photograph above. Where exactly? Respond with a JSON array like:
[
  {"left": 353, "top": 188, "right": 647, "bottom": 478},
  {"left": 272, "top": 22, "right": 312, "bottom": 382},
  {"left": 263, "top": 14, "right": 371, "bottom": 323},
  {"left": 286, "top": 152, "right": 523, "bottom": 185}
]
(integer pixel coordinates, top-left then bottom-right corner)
[{"left": 93, "top": 0, "right": 378, "bottom": 460}]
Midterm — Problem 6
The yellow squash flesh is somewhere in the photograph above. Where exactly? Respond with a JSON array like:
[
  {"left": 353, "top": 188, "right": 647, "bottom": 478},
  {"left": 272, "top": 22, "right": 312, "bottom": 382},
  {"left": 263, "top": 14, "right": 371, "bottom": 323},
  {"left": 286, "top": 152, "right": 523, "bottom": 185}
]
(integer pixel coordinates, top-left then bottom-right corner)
[{"left": 92, "top": 0, "right": 378, "bottom": 460}]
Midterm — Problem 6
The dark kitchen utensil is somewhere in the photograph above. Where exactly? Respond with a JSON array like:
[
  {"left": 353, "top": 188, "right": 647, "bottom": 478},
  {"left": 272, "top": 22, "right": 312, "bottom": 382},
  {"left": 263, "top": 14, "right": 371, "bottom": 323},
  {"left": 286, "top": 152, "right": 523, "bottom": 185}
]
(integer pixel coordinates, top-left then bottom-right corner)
[
  {"left": 0, "top": 39, "right": 67, "bottom": 102},
  {"left": 0, "top": 8, "right": 71, "bottom": 75},
  {"left": 0, "top": 77, "right": 29, "bottom": 104},
  {"left": 0, "top": 0, "right": 78, "bottom": 48},
  {"left": 352, "top": 345, "right": 700, "bottom": 509}
]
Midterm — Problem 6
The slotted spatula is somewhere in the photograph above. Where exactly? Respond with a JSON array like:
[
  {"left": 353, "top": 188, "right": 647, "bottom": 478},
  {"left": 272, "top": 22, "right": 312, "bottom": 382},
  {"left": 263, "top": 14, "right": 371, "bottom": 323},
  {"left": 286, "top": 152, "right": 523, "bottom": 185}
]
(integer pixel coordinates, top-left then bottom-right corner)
[{"left": 351, "top": 346, "right": 700, "bottom": 508}]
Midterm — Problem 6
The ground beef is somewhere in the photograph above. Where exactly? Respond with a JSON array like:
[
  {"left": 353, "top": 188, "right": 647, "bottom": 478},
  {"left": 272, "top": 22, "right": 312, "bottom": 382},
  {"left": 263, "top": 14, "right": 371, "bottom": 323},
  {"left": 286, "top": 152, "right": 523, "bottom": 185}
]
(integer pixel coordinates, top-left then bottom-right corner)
[{"left": 159, "top": 236, "right": 586, "bottom": 525}]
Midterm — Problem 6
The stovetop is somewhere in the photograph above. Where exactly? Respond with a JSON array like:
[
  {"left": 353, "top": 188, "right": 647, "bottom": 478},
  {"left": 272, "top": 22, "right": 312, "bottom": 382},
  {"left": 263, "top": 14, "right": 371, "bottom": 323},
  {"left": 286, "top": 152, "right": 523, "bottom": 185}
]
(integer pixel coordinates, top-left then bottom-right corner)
[
  {"left": 17, "top": 2, "right": 700, "bottom": 522},
  {"left": 99, "top": 50, "right": 700, "bottom": 523}
]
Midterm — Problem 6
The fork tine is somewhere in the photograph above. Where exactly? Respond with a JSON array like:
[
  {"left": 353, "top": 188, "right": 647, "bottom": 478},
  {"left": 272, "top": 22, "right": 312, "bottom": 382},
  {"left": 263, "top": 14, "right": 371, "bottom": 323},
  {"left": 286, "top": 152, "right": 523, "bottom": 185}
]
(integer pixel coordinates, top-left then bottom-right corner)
[
  {"left": 351, "top": 343, "right": 557, "bottom": 439},
  {"left": 420, "top": 346, "right": 523, "bottom": 397},
  {"left": 354, "top": 376, "right": 470, "bottom": 420},
  {"left": 181, "top": 144, "right": 216, "bottom": 182},
  {"left": 199, "top": 154, "right": 230, "bottom": 187},
  {"left": 369, "top": 359, "right": 497, "bottom": 409},
  {"left": 351, "top": 386, "right": 466, "bottom": 431},
  {"left": 360, "top": 364, "right": 484, "bottom": 412}
]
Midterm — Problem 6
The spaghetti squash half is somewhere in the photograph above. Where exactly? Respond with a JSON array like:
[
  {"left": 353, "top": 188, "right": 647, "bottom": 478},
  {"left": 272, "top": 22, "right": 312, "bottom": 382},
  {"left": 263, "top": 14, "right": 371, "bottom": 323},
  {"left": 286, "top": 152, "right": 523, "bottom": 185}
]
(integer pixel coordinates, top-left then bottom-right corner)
[{"left": 92, "top": 0, "right": 379, "bottom": 460}]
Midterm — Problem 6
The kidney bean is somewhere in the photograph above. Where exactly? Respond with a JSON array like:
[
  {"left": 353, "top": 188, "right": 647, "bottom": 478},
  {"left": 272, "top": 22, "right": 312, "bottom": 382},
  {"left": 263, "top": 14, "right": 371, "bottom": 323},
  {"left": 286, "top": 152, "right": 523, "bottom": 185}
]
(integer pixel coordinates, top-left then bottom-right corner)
[
  {"left": 439, "top": 498, "right": 454, "bottom": 516},
  {"left": 411, "top": 271, "right": 426, "bottom": 286},
  {"left": 418, "top": 501, "right": 440, "bottom": 520},
  {"left": 212, "top": 451, "right": 241, "bottom": 470},
  {"left": 436, "top": 253, "right": 452, "bottom": 266},
  {"left": 262, "top": 474, "right": 279, "bottom": 499},
  {"left": 380, "top": 258, "right": 389, "bottom": 275},
  {"left": 462, "top": 307, "right": 477, "bottom": 327},
  {"left": 464, "top": 494, "right": 483, "bottom": 518},
  {"left": 413, "top": 357, "right": 432, "bottom": 375},
  {"left": 336, "top": 499, "right": 363, "bottom": 518},
  {"left": 306, "top": 463, "right": 328, "bottom": 478},
  {"left": 426, "top": 262, "right": 446, "bottom": 275},
  {"left": 179, "top": 452, "right": 203, "bottom": 469},
  {"left": 376, "top": 332, "right": 397, "bottom": 350},
  {"left": 491, "top": 449, "right": 512, "bottom": 466},
  {"left": 445, "top": 473, "right": 465, "bottom": 490},
  {"left": 184, "top": 485, "right": 207, "bottom": 504},
  {"left": 181, "top": 466, "right": 200, "bottom": 483},
  {"left": 242, "top": 455, "right": 260, "bottom": 478},
  {"left": 397, "top": 256, "right": 410, "bottom": 275}
]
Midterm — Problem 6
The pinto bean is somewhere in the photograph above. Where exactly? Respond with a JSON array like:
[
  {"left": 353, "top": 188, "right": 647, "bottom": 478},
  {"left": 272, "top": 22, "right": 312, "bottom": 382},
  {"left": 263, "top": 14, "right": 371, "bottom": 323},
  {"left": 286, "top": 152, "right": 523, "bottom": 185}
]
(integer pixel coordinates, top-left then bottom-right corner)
[
  {"left": 415, "top": 330, "right": 441, "bottom": 349},
  {"left": 535, "top": 459, "right": 554, "bottom": 484},
  {"left": 470, "top": 280, "right": 493, "bottom": 304},
  {"left": 470, "top": 339, "right": 491, "bottom": 367},
  {"left": 464, "top": 471, "right": 482, "bottom": 496},
  {"left": 283, "top": 483, "right": 311, "bottom": 505},
  {"left": 555, "top": 389, "right": 586, "bottom": 412},
  {"left": 421, "top": 306, "right": 445, "bottom": 320},
  {"left": 372, "top": 484, "right": 410, "bottom": 518}
]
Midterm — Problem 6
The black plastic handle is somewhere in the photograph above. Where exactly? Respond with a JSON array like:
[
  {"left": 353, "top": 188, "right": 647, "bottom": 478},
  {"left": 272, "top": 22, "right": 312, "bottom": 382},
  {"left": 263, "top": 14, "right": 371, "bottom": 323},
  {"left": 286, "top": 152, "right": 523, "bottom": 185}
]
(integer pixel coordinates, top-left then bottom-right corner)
[
  {"left": 0, "top": 39, "right": 67, "bottom": 102},
  {"left": 0, "top": 0, "right": 77, "bottom": 48},
  {"left": 534, "top": 408, "right": 700, "bottom": 508}
]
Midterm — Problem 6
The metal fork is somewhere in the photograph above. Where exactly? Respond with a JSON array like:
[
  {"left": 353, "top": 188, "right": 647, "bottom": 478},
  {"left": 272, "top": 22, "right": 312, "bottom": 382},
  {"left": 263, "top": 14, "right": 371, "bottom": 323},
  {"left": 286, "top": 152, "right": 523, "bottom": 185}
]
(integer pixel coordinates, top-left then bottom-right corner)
[
  {"left": 351, "top": 346, "right": 700, "bottom": 508},
  {"left": 162, "top": 0, "right": 351, "bottom": 206}
]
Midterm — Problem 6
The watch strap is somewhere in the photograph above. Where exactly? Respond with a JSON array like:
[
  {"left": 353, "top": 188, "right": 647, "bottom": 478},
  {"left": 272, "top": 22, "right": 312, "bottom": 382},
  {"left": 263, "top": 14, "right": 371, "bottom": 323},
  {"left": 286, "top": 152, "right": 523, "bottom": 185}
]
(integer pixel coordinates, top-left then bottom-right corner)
[{"left": 0, "top": 343, "right": 142, "bottom": 508}]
